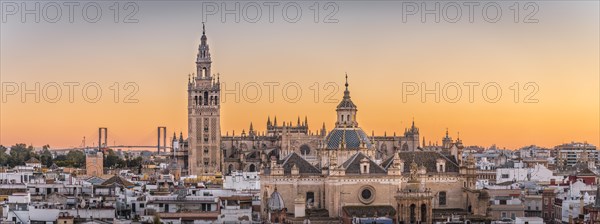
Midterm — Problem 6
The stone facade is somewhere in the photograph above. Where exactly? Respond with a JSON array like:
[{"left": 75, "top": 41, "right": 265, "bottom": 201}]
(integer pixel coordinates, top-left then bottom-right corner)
[
  {"left": 187, "top": 23, "right": 221, "bottom": 175},
  {"left": 173, "top": 27, "right": 491, "bottom": 222},
  {"left": 259, "top": 78, "right": 490, "bottom": 223},
  {"left": 86, "top": 152, "right": 103, "bottom": 177}
]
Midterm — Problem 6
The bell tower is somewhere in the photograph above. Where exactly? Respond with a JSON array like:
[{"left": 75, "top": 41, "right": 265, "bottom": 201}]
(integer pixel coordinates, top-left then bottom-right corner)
[
  {"left": 188, "top": 23, "right": 222, "bottom": 175},
  {"left": 196, "top": 23, "right": 211, "bottom": 78}
]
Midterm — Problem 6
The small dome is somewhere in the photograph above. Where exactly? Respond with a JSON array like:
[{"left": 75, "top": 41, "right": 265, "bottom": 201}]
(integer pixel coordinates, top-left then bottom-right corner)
[
  {"left": 325, "top": 128, "right": 373, "bottom": 150},
  {"left": 268, "top": 188, "right": 285, "bottom": 211},
  {"left": 336, "top": 96, "right": 356, "bottom": 109}
]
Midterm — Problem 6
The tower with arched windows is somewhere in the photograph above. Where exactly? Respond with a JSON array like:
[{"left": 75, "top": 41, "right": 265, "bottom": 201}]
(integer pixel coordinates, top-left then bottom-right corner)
[{"left": 188, "top": 23, "right": 222, "bottom": 175}]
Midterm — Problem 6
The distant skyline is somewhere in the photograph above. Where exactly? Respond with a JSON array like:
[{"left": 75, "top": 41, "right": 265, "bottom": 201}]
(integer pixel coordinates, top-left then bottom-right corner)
[{"left": 1, "top": 1, "right": 598, "bottom": 149}]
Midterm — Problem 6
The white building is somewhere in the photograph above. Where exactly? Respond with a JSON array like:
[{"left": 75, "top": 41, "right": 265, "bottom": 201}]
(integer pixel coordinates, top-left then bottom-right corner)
[
  {"left": 496, "top": 164, "right": 559, "bottom": 184},
  {"left": 223, "top": 171, "right": 260, "bottom": 192},
  {"left": 514, "top": 217, "right": 543, "bottom": 224}
]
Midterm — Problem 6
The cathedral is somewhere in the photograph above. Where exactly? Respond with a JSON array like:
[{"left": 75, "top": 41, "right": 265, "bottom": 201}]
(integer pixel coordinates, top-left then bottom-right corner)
[{"left": 172, "top": 26, "right": 491, "bottom": 223}]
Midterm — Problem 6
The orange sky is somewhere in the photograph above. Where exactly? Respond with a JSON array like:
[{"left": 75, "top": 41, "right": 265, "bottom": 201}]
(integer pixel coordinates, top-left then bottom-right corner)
[{"left": 0, "top": 1, "right": 598, "bottom": 149}]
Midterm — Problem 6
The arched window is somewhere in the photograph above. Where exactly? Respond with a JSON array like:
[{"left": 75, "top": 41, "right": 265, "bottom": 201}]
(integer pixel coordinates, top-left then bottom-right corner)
[
  {"left": 347, "top": 115, "right": 350, "bottom": 122},
  {"left": 439, "top": 191, "right": 447, "bottom": 206},
  {"left": 249, "top": 164, "right": 256, "bottom": 172},
  {"left": 421, "top": 204, "right": 427, "bottom": 222},
  {"left": 204, "top": 92, "right": 209, "bottom": 105},
  {"left": 409, "top": 204, "right": 416, "bottom": 223},
  {"left": 228, "top": 164, "right": 233, "bottom": 175},
  {"left": 199, "top": 96, "right": 202, "bottom": 105},
  {"left": 194, "top": 96, "right": 198, "bottom": 105},
  {"left": 214, "top": 96, "right": 218, "bottom": 105},
  {"left": 300, "top": 145, "right": 310, "bottom": 155}
]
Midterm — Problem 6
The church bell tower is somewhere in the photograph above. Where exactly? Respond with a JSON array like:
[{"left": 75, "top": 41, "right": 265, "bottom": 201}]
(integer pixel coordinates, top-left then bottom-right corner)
[{"left": 188, "top": 23, "right": 222, "bottom": 175}]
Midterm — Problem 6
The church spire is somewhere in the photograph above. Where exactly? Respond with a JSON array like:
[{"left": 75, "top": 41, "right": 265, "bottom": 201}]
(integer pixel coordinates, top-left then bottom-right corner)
[{"left": 344, "top": 72, "right": 350, "bottom": 98}]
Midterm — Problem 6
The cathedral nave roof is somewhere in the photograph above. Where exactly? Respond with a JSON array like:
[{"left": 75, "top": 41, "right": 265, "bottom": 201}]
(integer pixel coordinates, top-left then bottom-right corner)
[
  {"left": 397, "top": 151, "right": 460, "bottom": 173},
  {"left": 341, "top": 152, "right": 387, "bottom": 174},
  {"left": 279, "top": 152, "right": 320, "bottom": 175}
]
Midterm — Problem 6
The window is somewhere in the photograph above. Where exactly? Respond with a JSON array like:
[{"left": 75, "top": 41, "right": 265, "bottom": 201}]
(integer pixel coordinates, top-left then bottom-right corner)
[
  {"left": 501, "top": 174, "right": 509, "bottom": 178},
  {"left": 358, "top": 186, "right": 375, "bottom": 204},
  {"left": 361, "top": 189, "right": 372, "bottom": 200},
  {"left": 439, "top": 192, "right": 447, "bottom": 206},
  {"left": 203, "top": 92, "right": 209, "bottom": 105},
  {"left": 501, "top": 212, "right": 507, "bottom": 218},
  {"left": 140, "top": 203, "right": 145, "bottom": 208},
  {"left": 421, "top": 204, "right": 427, "bottom": 222}
]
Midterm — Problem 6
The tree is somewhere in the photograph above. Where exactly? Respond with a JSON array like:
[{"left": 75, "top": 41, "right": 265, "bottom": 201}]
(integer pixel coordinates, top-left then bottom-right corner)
[
  {"left": 0, "top": 145, "right": 8, "bottom": 166},
  {"left": 127, "top": 156, "right": 143, "bottom": 169},
  {"left": 53, "top": 150, "right": 85, "bottom": 168},
  {"left": 66, "top": 150, "right": 85, "bottom": 168},
  {"left": 39, "top": 147, "right": 53, "bottom": 167},
  {"left": 7, "top": 144, "right": 35, "bottom": 167},
  {"left": 104, "top": 149, "right": 125, "bottom": 169}
]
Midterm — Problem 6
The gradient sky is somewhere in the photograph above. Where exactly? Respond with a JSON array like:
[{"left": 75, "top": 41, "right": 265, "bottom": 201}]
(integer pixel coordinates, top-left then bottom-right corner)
[{"left": 1, "top": 1, "right": 598, "bottom": 149}]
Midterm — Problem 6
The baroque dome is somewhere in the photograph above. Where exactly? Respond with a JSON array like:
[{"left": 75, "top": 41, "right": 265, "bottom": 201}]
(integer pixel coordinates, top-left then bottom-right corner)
[
  {"left": 324, "top": 127, "right": 373, "bottom": 150},
  {"left": 268, "top": 188, "right": 285, "bottom": 211}
]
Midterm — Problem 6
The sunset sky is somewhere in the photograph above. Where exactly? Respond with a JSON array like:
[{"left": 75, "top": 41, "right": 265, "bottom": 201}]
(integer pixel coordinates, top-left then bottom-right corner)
[{"left": 1, "top": 1, "right": 598, "bottom": 150}]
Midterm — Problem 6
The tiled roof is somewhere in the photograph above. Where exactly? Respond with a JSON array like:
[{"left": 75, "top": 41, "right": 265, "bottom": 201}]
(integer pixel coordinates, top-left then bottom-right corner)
[
  {"left": 380, "top": 155, "right": 395, "bottom": 170},
  {"left": 268, "top": 189, "right": 285, "bottom": 211},
  {"left": 325, "top": 128, "right": 373, "bottom": 149},
  {"left": 101, "top": 175, "right": 135, "bottom": 188},
  {"left": 343, "top": 205, "right": 396, "bottom": 217},
  {"left": 26, "top": 157, "right": 40, "bottom": 164},
  {"left": 85, "top": 176, "right": 106, "bottom": 185},
  {"left": 279, "top": 152, "right": 320, "bottom": 175},
  {"left": 341, "top": 152, "right": 386, "bottom": 174},
  {"left": 397, "top": 151, "right": 460, "bottom": 173},
  {"left": 49, "top": 163, "right": 59, "bottom": 170},
  {"left": 336, "top": 97, "right": 356, "bottom": 109}
]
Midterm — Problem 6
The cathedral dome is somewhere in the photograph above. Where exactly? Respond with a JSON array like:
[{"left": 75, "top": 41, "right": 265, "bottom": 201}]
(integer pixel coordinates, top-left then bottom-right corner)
[
  {"left": 325, "top": 75, "right": 372, "bottom": 150},
  {"left": 324, "top": 127, "right": 373, "bottom": 150},
  {"left": 268, "top": 188, "right": 285, "bottom": 211}
]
